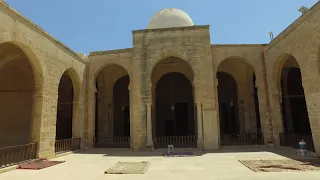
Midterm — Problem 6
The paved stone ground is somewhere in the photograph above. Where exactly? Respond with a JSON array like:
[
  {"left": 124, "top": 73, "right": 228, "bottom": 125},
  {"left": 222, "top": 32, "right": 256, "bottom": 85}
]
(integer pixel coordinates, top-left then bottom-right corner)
[{"left": 1, "top": 146, "right": 320, "bottom": 180}]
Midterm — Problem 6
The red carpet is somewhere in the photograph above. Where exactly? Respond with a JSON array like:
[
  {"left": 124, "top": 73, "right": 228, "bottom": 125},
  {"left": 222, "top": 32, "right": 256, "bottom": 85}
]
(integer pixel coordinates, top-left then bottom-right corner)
[{"left": 17, "top": 159, "right": 65, "bottom": 170}]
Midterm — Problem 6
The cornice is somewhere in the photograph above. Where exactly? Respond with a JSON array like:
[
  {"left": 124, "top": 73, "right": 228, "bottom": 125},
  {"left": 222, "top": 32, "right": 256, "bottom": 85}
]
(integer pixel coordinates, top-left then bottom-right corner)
[
  {"left": 89, "top": 48, "right": 132, "bottom": 57},
  {"left": 132, "top": 25, "right": 210, "bottom": 34},
  {"left": 212, "top": 44, "right": 267, "bottom": 47}
]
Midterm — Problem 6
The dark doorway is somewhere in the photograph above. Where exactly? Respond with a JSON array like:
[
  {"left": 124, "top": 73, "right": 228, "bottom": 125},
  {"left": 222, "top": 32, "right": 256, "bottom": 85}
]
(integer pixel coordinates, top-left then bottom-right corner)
[
  {"left": 219, "top": 102, "right": 237, "bottom": 134},
  {"left": 253, "top": 74, "right": 262, "bottom": 133},
  {"left": 155, "top": 72, "right": 195, "bottom": 137},
  {"left": 217, "top": 72, "right": 239, "bottom": 135},
  {"left": 175, "top": 103, "right": 189, "bottom": 136},
  {"left": 113, "top": 75, "right": 130, "bottom": 137},
  {"left": 56, "top": 74, "right": 74, "bottom": 140},
  {"left": 281, "top": 67, "right": 311, "bottom": 134},
  {"left": 123, "top": 106, "right": 130, "bottom": 137},
  {"left": 165, "top": 119, "right": 175, "bottom": 136}
]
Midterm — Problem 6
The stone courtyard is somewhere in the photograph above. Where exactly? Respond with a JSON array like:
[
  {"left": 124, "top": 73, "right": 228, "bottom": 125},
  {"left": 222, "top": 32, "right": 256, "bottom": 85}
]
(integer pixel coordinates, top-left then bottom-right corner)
[{"left": 1, "top": 147, "right": 320, "bottom": 180}]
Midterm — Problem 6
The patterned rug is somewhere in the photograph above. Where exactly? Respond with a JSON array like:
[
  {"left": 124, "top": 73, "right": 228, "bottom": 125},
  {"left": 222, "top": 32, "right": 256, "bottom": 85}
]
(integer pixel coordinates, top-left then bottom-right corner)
[
  {"left": 239, "top": 159, "right": 320, "bottom": 172},
  {"left": 163, "top": 152, "right": 194, "bottom": 157},
  {"left": 17, "top": 159, "right": 65, "bottom": 170},
  {"left": 105, "top": 161, "right": 149, "bottom": 174}
]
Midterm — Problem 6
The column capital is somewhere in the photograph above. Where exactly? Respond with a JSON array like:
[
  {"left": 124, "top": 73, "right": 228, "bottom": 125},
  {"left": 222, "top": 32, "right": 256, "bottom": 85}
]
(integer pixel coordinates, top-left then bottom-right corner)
[
  {"left": 146, "top": 102, "right": 152, "bottom": 107},
  {"left": 195, "top": 102, "right": 202, "bottom": 106}
]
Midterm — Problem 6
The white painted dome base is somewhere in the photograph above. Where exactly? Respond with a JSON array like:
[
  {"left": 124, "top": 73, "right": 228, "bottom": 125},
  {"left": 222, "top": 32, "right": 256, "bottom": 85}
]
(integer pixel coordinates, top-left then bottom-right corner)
[{"left": 147, "top": 8, "right": 194, "bottom": 29}]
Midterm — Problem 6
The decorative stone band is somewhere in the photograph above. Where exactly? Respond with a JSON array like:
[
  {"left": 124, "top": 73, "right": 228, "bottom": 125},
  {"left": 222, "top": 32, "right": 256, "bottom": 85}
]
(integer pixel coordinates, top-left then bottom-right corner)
[
  {"left": 89, "top": 48, "right": 132, "bottom": 57},
  {"left": 132, "top": 25, "right": 210, "bottom": 34}
]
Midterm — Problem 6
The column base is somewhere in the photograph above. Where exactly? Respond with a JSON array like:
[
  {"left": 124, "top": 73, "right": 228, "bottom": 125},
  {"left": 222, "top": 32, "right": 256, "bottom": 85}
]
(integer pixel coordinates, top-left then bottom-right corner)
[
  {"left": 266, "top": 142, "right": 276, "bottom": 148},
  {"left": 38, "top": 150, "right": 56, "bottom": 159},
  {"left": 145, "top": 144, "right": 154, "bottom": 151},
  {"left": 197, "top": 140, "right": 204, "bottom": 150}
]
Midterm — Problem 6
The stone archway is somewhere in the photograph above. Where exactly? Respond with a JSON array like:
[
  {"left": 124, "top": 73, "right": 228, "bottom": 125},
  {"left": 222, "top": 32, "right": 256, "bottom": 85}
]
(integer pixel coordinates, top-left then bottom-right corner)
[
  {"left": 0, "top": 42, "right": 43, "bottom": 148},
  {"left": 276, "top": 54, "right": 314, "bottom": 151},
  {"left": 217, "top": 57, "right": 263, "bottom": 146},
  {"left": 151, "top": 56, "right": 196, "bottom": 148},
  {"left": 94, "top": 64, "right": 130, "bottom": 148}
]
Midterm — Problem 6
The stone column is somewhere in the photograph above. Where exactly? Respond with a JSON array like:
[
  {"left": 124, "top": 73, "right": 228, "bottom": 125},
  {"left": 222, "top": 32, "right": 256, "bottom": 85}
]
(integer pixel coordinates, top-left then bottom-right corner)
[
  {"left": 30, "top": 93, "right": 44, "bottom": 157},
  {"left": 32, "top": 78, "right": 59, "bottom": 159},
  {"left": 72, "top": 100, "right": 80, "bottom": 137},
  {"left": 108, "top": 105, "right": 113, "bottom": 136},
  {"left": 86, "top": 84, "right": 96, "bottom": 148},
  {"left": 194, "top": 78, "right": 219, "bottom": 150},
  {"left": 38, "top": 93, "right": 58, "bottom": 158},
  {"left": 146, "top": 103, "right": 153, "bottom": 148},
  {"left": 196, "top": 102, "right": 203, "bottom": 149},
  {"left": 129, "top": 48, "right": 147, "bottom": 150}
]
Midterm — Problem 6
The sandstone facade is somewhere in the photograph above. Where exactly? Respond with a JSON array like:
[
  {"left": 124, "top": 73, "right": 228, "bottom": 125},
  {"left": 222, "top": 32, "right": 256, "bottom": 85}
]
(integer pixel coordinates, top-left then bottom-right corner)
[{"left": 1, "top": 1, "right": 320, "bottom": 157}]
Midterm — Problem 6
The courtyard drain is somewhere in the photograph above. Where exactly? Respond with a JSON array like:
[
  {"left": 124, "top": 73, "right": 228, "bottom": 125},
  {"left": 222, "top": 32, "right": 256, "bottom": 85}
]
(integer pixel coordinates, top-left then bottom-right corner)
[{"left": 105, "top": 161, "right": 149, "bottom": 174}]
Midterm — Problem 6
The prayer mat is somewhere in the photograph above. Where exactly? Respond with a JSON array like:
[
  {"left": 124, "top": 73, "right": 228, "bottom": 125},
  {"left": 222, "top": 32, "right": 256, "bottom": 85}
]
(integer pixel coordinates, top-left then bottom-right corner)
[
  {"left": 105, "top": 161, "right": 149, "bottom": 174},
  {"left": 239, "top": 159, "right": 320, "bottom": 172},
  {"left": 163, "top": 152, "right": 194, "bottom": 157},
  {"left": 17, "top": 159, "right": 65, "bottom": 170}
]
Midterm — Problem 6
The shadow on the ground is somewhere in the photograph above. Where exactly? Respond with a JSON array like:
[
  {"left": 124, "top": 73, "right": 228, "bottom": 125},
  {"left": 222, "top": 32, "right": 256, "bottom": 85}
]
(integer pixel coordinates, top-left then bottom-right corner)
[
  {"left": 260, "top": 165, "right": 300, "bottom": 171},
  {"left": 74, "top": 145, "right": 319, "bottom": 161},
  {"left": 75, "top": 148, "right": 206, "bottom": 157}
]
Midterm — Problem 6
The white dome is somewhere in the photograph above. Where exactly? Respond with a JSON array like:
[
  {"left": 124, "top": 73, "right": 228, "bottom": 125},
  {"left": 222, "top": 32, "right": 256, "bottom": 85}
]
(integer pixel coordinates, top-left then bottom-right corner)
[{"left": 147, "top": 8, "right": 194, "bottom": 29}]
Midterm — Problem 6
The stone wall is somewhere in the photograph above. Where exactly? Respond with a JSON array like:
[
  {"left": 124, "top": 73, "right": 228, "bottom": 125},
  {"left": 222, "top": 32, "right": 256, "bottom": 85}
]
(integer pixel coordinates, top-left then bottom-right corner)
[
  {"left": 0, "top": 2, "right": 86, "bottom": 158},
  {"left": 264, "top": 1, "right": 320, "bottom": 155},
  {"left": 211, "top": 44, "right": 269, "bottom": 140},
  {"left": 87, "top": 49, "right": 132, "bottom": 147},
  {"left": 2, "top": 0, "right": 320, "bottom": 157},
  {"left": 131, "top": 25, "right": 216, "bottom": 149}
]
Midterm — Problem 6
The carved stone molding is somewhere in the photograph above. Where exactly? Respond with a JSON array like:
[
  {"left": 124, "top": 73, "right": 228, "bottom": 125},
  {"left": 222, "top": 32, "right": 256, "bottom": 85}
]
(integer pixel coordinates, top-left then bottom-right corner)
[
  {"left": 132, "top": 25, "right": 210, "bottom": 34},
  {"left": 89, "top": 48, "right": 132, "bottom": 57}
]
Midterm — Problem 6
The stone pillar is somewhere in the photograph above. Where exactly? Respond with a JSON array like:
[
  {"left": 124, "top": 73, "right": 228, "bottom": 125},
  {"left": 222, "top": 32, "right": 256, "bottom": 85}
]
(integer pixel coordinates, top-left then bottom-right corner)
[
  {"left": 130, "top": 48, "right": 147, "bottom": 150},
  {"left": 194, "top": 78, "right": 219, "bottom": 150},
  {"left": 108, "top": 105, "right": 113, "bottom": 136},
  {"left": 305, "top": 92, "right": 320, "bottom": 156},
  {"left": 196, "top": 102, "right": 203, "bottom": 149},
  {"left": 256, "top": 82, "right": 273, "bottom": 143},
  {"left": 77, "top": 95, "right": 86, "bottom": 149},
  {"left": 146, "top": 103, "right": 153, "bottom": 148},
  {"left": 72, "top": 100, "right": 80, "bottom": 137},
  {"left": 86, "top": 84, "right": 96, "bottom": 148},
  {"left": 270, "top": 92, "right": 284, "bottom": 146},
  {"left": 38, "top": 94, "right": 58, "bottom": 158},
  {"left": 32, "top": 81, "right": 59, "bottom": 158}
]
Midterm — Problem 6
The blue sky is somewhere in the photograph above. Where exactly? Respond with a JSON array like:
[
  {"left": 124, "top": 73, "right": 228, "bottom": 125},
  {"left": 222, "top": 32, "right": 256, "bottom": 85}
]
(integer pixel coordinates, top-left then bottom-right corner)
[{"left": 4, "top": 0, "right": 318, "bottom": 55}]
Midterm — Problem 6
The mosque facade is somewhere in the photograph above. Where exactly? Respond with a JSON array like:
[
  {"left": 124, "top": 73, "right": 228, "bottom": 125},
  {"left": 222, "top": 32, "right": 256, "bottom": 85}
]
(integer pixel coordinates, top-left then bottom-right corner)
[{"left": 1, "top": 1, "right": 320, "bottom": 159}]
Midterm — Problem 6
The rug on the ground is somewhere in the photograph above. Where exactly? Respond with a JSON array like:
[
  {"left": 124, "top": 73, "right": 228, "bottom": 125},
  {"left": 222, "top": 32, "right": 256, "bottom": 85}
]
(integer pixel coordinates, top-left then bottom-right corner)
[
  {"left": 105, "top": 161, "right": 149, "bottom": 174},
  {"left": 17, "top": 159, "right": 65, "bottom": 170},
  {"left": 163, "top": 152, "right": 194, "bottom": 157},
  {"left": 239, "top": 159, "right": 320, "bottom": 172}
]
